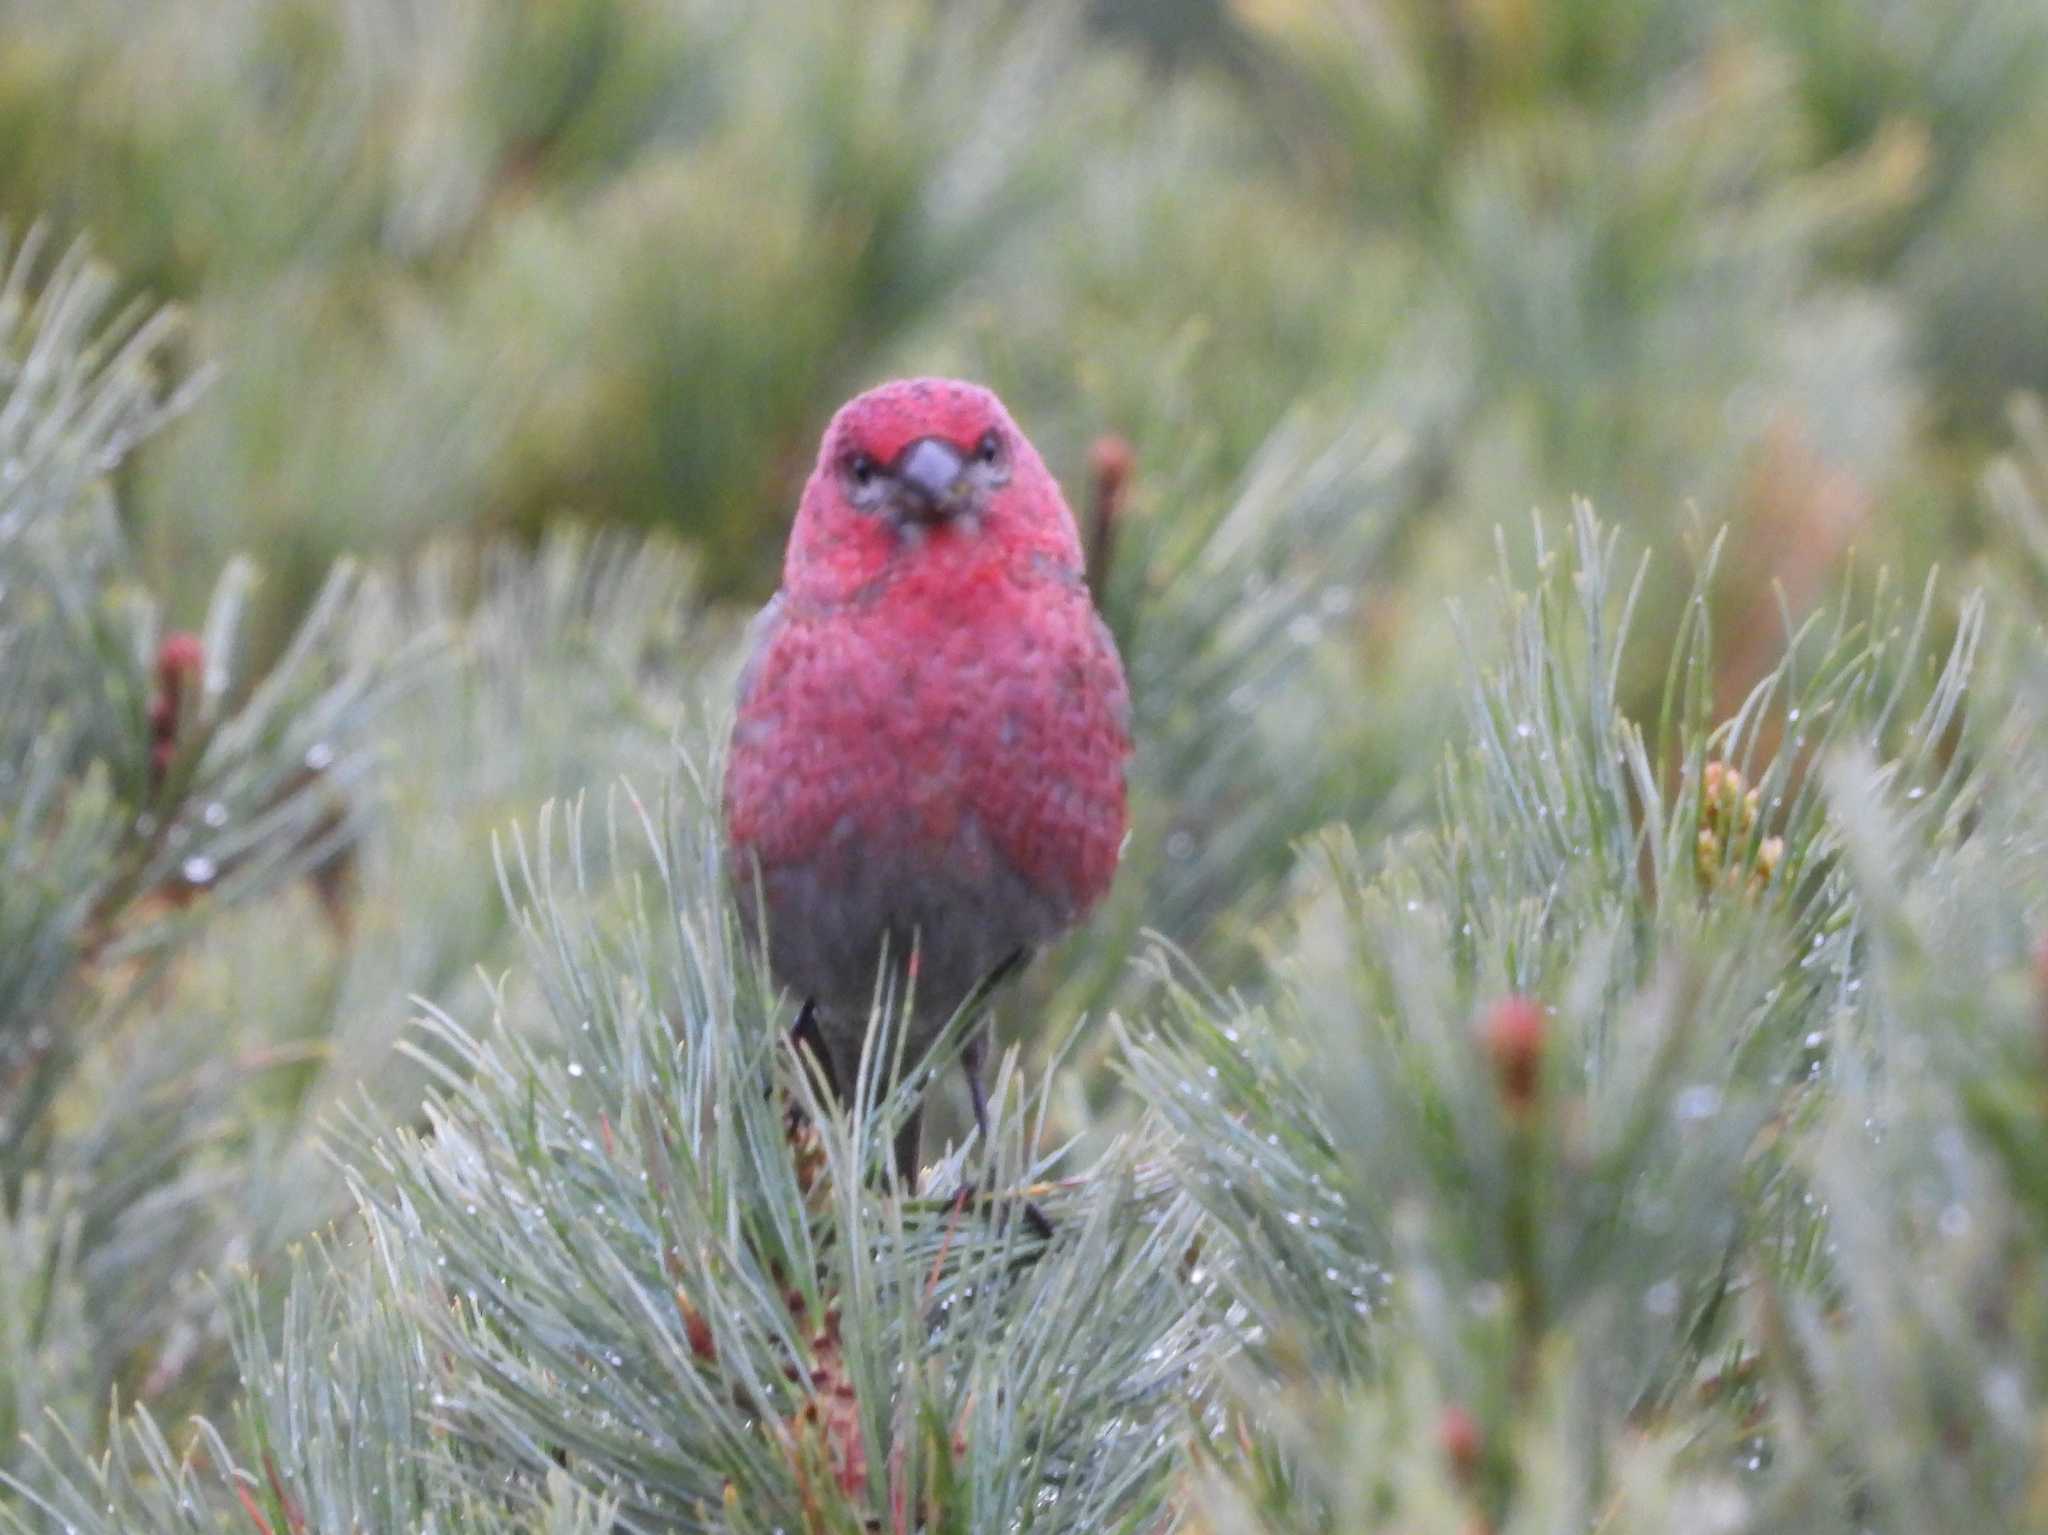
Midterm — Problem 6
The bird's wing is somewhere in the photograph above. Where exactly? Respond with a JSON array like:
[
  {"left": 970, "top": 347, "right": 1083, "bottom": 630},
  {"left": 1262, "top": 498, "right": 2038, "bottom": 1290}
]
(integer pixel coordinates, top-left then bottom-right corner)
[
  {"left": 1088, "top": 608, "right": 1135, "bottom": 746},
  {"left": 1028, "top": 554, "right": 1134, "bottom": 749},
  {"left": 732, "top": 589, "right": 789, "bottom": 712}
]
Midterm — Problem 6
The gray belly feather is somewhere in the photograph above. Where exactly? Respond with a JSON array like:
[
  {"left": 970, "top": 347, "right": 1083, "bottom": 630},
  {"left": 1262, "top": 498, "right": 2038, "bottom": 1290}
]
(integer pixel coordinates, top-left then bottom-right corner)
[{"left": 745, "top": 810, "right": 1070, "bottom": 1063}]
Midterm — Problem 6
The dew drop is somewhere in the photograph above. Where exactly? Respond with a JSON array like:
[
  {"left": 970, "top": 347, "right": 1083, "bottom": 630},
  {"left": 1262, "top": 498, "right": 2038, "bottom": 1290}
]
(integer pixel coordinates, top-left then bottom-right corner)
[{"left": 1673, "top": 1084, "right": 1721, "bottom": 1122}]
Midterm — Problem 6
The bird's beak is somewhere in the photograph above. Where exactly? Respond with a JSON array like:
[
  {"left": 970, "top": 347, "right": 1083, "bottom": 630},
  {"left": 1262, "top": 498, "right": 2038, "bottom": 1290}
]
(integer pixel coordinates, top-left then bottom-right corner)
[{"left": 894, "top": 437, "right": 968, "bottom": 522}]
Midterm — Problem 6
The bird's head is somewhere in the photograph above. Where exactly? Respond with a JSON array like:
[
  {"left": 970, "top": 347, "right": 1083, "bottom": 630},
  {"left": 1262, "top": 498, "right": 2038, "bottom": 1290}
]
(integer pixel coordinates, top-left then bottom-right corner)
[{"left": 783, "top": 378, "right": 1083, "bottom": 599}]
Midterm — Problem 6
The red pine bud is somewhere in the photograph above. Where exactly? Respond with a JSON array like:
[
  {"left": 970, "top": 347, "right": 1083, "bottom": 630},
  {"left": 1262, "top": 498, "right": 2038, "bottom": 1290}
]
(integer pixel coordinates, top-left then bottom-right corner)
[
  {"left": 156, "top": 630, "right": 204, "bottom": 683},
  {"left": 1485, "top": 996, "right": 1546, "bottom": 1113},
  {"left": 149, "top": 632, "right": 205, "bottom": 792},
  {"left": 1438, "top": 1404, "right": 1483, "bottom": 1480},
  {"left": 675, "top": 1289, "right": 715, "bottom": 1364},
  {"left": 1087, "top": 433, "right": 1133, "bottom": 590},
  {"left": 1089, "top": 434, "right": 1134, "bottom": 499}
]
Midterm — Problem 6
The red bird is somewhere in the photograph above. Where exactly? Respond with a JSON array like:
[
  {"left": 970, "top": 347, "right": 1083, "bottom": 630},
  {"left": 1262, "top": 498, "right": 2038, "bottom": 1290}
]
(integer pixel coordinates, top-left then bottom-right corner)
[{"left": 724, "top": 378, "right": 1131, "bottom": 1185}]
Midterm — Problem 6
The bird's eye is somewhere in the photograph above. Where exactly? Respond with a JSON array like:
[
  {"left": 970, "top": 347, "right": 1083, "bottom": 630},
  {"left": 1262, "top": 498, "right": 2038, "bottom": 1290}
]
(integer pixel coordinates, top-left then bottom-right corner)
[
  {"left": 974, "top": 430, "right": 1002, "bottom": 465},
  {"left": 848, "top": 453, "right": 878, "bottom": 488}
]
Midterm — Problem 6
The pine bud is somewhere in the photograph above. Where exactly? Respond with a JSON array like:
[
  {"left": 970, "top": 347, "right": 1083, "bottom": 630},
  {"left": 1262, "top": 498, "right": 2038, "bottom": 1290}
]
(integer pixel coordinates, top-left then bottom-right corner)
[
  {"left": 1751, "top": 834, "right": 1785, "bottom": 894},
  {"left": 1485, "top": 996, "right": 1545, "bottom": 1114},
  {"left": 675, "top": 1288, "right": 715, "bottom": 1364},
  {"left": 1087, "top": 434, "right": 1133, "bottom": 591},
  {"left": 156, "top": 629, "right": 204, "bottom": 683},
  {"left": 1695, "top": 826, "right": 1722, "bottom": 885},
  {"left": 1438, "top": 1404, "right": 1483, "bottom": 1482},
  {"left": 1089, "top": 433, "right": 1134, "bottom": 495},
  {"left": 1699, "top": 758, "right": 1779, "bottom": 896},
  {"left": 149, "top": 631, "right": 204, "bottom": 790}
]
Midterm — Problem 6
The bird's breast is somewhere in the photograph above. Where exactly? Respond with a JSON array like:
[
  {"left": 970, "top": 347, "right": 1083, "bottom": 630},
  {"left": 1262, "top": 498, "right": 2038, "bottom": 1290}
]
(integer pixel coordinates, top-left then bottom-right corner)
[{"left": 725, "top": 562, "right": 1129, "bottom": 912}]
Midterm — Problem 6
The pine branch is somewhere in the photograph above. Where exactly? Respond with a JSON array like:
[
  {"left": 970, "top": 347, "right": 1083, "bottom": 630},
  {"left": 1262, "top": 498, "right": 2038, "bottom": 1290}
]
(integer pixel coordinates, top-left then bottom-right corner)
[
  {"left": 9, "top": 777, "right": 1222, "bottom": 1533},
  {"left": 1127, "top": 508, "right": 2011, "bottom": 1530}
]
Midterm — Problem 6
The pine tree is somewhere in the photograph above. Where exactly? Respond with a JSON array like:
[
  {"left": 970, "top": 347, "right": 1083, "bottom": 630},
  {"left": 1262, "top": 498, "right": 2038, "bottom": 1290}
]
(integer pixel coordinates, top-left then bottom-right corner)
[
  {"left": 1132, "top": 508, "right": 2048, "bottom": 1532},
  {"left": 19, "top": 438, "right": 2048, "bottom": 1529},
  {"left": 9, "top": 14, "right": 2048, "bottom": 1513},
  {"left": 0, "top": 225, "right": 424, "bottom": 1502}
]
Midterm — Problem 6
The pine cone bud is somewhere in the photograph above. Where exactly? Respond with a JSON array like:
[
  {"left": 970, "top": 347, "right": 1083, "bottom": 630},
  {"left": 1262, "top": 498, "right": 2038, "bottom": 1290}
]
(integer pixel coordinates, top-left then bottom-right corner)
[
  {"left": 1485, "top": 996, "right": 1546, "bottom": 1114},
  {"left": 675, "top": 1289, "right": 715, "bottom": 1364},
  {"left": 156, "top": 630, "right": 204, "bottom": 682},
  {"left": 1751, "top": 834, "right": 1785, "bottom": 893},
  {"left": 1090, "top": 434, "right": 1134, "bottom": 501},
  {"left": 149, "top": 631, "right": 205, "bottom": 789},
  {"left": 1699, "top": 758, "right": 1779, "bottom": 896},
  {"left": 1086, "top": 434, "right": 1134, "bottom": 590},
  {"left": 1438, "top": 1404, "right": 1483, "bottom": 1482}
]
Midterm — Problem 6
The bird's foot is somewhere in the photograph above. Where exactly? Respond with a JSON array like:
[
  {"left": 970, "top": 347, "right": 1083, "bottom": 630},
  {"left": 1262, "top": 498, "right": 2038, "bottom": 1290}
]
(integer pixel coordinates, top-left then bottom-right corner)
[{"left": 949, "top": 1181, "right": 1054, "bottom": 1245}]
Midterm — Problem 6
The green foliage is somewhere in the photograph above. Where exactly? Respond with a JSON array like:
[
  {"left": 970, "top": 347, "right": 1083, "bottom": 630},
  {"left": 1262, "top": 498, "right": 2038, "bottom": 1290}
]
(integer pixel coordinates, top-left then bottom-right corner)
[
  {"left": 9, "top": 4, "right": 2048, "bottom": 1531},
  {"left": 1128, "top": 508, "right": 2048, "bottom": 1532},
  {"left": 0, "top": 227, "right": 723, "bottom": 1502},
  {"left": 0, "top": 0, "right": 1113, "bottom": 650},
  {"left": 0, "top": 223, "right": 416, "bottom": 1495},
  {"left": 1042, "top": 410, "right": 1428, "bottom": 1081},
  {"left": 25, "top": 456, "right": 2048, "bottom": 1530},
  {"left": 9, "top": 789, "right": 1221, "bottom": 1533},
  {"left": 12, "top": 0, "right": 2039, "bottom": 679}
]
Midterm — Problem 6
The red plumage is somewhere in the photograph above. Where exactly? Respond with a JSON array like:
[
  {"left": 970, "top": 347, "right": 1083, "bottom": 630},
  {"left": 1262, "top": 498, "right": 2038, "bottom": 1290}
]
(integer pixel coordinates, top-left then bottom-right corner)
[{"left": 723, "top": 378, "right": 1131, "bottom": 1181}]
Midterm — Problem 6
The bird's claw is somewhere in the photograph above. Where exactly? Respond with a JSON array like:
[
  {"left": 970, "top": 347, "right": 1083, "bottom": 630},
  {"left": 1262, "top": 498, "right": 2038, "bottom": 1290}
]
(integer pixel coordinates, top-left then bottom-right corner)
[{"left": 950, "top": 1181, "right": 1054, "bottom": 1244}]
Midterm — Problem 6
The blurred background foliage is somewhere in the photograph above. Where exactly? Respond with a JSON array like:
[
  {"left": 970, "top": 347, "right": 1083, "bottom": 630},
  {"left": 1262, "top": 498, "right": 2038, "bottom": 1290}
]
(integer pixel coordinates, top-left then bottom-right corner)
[
  {"left": 5, "top": 0, "right": 2042, "bottom": 987},
  {"left": 8, "top": 0, "right": 2048, "bottom": 1528},
  {"left": 6, "top": 0, "right": 2041, "bottom": 641}
]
